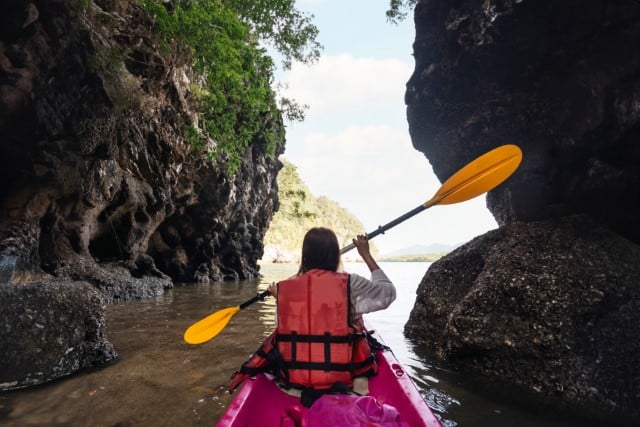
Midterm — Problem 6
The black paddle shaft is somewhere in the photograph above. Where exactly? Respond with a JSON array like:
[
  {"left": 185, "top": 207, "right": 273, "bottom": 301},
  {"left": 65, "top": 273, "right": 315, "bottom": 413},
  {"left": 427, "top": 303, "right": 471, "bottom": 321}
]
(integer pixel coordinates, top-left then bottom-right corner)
[
  {"left": 340, "top": 204, "right": 427, "bottom": 254},
  {"left": 239, "top": 290, "right": 271, "bottom": 309}
]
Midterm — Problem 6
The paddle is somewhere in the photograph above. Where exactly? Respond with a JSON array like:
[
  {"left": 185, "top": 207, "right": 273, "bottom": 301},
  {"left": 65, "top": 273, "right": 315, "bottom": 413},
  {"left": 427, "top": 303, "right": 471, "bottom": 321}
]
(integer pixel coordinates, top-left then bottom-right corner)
[
  {"left": 339, "top": 143, "right": 522, "bottom": 253},
  {"left": 183, "top": 293, "right": 269, "bottom": 344},
  {"left": 183, "top": 144, "right": 522, "bottom": 344}
]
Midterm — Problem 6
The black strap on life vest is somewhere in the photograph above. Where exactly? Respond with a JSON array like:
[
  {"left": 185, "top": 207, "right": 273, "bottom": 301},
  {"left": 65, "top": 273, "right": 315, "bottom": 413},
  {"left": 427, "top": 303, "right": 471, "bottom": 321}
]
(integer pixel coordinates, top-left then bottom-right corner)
[
  {"left": 239, "top": 331, "right": 381, "bottom": 382},
  {"left": 277, "top": 333, "right": 358, "bottom": 343},
  {"left": 278, "top": 330, "right": 367, "bottom": 372},
  {"left": 323, "top": 332, "right": 331, "bottom": 371}
]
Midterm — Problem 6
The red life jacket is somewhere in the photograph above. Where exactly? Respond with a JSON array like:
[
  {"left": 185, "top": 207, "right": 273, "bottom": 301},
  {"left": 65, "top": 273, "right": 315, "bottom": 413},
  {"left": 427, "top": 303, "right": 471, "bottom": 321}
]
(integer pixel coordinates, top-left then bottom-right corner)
[
  {"left": 276, "top": 269, "right": 376, "bottom": 389},
  {"left": 229, "top": 269, "right": 377, "bottom": 392}
]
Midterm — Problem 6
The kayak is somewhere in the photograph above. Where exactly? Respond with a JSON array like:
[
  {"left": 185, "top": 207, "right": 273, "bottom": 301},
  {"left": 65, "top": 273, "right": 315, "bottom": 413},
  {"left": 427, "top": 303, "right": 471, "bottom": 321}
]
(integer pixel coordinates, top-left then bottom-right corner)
[{"left": 217, "top": 330, "right": 442, "bottom": 427}]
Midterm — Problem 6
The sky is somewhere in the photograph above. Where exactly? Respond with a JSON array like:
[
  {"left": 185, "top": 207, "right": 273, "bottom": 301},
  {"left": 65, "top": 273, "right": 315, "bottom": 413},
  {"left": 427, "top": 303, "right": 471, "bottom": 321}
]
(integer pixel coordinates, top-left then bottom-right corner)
[{"left": 274, "top": 0, "right": 498, "bottom": 255}]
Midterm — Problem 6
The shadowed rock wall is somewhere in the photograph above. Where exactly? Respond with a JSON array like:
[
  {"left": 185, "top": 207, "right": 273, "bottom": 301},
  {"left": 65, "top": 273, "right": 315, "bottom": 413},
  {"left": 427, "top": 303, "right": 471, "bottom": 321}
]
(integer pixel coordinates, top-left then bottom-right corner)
[
  {"left": 0, "top": 0, "right": 282, "bottom": 290},
  {"left": 405, "top": 0, "right": 640, "bottom": 419},
  {"left": 406, "top": 0, "right": 640, "bottom": 237}
]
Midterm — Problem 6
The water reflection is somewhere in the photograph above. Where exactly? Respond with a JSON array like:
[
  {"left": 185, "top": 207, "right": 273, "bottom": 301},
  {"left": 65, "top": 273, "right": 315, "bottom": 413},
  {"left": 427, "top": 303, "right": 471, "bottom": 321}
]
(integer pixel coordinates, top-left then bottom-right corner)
[
  {"left": 255, "top": 271, "right": 279, "bottom": 336},
  {"left": 0, "top": 279, "right": 272, "bottom": 426}
]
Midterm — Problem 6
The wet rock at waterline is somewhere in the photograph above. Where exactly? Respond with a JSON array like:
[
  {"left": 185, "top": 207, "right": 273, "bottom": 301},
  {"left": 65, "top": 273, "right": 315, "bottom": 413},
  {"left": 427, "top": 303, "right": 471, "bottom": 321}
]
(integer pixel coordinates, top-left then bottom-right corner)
[
  {"left": 405, "top": 215, "right": 640, "bottom": 418},
  {"left": 0, "top": 280, "right": 117, "bottom": 391}
]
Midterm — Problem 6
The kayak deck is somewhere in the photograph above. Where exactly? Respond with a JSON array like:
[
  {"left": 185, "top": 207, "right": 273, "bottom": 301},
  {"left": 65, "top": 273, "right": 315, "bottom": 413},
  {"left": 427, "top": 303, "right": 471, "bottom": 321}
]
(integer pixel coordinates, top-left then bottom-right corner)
[{"left": 217, "top": 344, "right": 441, "bottom": 426}]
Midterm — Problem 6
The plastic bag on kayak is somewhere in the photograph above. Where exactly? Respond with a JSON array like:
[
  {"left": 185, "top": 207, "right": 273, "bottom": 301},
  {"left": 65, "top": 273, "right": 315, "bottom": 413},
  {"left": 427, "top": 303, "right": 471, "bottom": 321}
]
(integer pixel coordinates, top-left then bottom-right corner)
[{"left": 308, "top": 394, "right": 409, "bottom": 427}]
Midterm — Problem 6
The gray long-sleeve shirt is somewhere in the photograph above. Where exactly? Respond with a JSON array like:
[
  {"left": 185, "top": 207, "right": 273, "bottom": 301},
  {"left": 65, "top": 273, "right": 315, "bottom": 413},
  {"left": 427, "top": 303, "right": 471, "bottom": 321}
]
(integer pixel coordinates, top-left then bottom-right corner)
[{"left": 349, "top": 268, "right": 396, "bottom": 320}]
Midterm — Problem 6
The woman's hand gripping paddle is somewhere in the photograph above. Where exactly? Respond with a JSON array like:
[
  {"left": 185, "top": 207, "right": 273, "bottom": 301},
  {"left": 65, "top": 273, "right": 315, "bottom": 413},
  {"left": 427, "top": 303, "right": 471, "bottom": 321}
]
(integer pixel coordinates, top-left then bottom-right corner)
[{"left": 183, "top": 144, "right": 523, "bottom": 344}]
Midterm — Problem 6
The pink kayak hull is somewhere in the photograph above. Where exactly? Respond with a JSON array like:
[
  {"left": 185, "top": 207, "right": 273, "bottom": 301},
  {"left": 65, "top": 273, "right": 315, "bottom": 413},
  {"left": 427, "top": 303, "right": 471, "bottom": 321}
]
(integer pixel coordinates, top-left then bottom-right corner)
[{"left": 217, "top": 346, "right": 442, "bottom": 426}]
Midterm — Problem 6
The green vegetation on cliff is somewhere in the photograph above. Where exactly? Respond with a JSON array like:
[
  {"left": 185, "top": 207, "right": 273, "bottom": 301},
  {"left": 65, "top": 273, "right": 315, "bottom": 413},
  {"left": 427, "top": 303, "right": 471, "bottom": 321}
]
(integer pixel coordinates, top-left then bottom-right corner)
[
  {"left": 386, "top": 0, "right": 418, "bottom": 24},
  {"left": 139, "top": 0, "right": 320, "bottom": 174},
  {"left": 264, "top": 161, "right": 371, "bottom": 256}
]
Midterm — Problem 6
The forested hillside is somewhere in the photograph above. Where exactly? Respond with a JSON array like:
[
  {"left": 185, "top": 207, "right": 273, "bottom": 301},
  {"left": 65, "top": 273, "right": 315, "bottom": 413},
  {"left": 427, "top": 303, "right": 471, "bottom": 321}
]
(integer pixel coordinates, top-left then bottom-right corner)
[{"left": 263, "top": 161, "right": 373, "bottom": 262}]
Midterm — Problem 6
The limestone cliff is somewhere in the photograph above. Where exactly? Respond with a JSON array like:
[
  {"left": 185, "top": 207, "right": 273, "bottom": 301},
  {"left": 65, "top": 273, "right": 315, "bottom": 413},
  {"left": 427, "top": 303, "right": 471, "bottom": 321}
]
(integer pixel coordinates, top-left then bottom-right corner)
[
  {"left": 405, "top": 0, "right": 640, "bottom": 420},
  {"left": 0, "top": 0, "right": 283, "bottom": 389}
]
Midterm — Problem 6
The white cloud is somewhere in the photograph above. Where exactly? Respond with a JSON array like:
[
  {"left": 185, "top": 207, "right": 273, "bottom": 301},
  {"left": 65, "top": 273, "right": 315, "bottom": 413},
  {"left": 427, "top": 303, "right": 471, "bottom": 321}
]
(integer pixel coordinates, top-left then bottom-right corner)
[
  {"left": 283, "top": 124, "right": 447, "bottom": 242},
  {"left": 281, "top": 54, "right": 413, "bottom": 115},
  {"left": 285, "top": 127, "right": 498, "bottom": 252}
]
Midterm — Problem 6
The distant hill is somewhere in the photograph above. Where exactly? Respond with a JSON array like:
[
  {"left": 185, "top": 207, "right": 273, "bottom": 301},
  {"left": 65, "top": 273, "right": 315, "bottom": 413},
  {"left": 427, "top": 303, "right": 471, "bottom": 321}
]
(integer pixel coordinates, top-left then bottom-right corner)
[
  {"left": 262, "top": 161, "right": 373, "bottom": 262},
  {"left": 382, "top": 243, "right": 458, "bottom": 258}
]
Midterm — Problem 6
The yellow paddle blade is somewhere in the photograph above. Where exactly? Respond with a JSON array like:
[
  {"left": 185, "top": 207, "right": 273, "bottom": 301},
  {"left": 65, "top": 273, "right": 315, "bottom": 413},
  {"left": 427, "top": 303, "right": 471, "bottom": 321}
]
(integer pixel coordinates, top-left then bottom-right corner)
[
  {"left": 425, "top": 144, "right": 522, "bottom": 207},
  {"left": 183, "top": 306, "right": 240, "bottom": 344}
]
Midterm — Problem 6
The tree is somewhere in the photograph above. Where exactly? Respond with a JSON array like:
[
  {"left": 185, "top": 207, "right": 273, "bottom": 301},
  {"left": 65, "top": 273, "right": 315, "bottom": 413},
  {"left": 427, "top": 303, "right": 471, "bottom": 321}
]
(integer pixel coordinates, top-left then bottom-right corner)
[
  {"left": 386, "top": 0, "right": 417, "bottom": 24},
  {"left": 223, "top": 0, "right": 322, "bottom": 70},
  {"left": 221, "top": 0, "right": 320, "bottom": 122},
  {"left": 264, "top": 161, "right": 371, "bottom": 255}
]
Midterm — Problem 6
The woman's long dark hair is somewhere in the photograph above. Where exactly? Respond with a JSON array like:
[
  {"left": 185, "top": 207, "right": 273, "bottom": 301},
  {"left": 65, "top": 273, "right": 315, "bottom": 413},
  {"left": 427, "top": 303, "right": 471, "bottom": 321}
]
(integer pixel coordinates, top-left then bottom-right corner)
[{"left": 298, "top": 227, "right": 340, "bottom": 274}]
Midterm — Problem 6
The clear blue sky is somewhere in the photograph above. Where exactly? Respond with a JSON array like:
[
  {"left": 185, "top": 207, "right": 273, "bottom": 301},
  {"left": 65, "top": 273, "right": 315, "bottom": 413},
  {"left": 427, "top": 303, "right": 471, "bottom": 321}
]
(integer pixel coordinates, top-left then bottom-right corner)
[{"left": 275, "top": 0, "right": 497, "bottom": 254}]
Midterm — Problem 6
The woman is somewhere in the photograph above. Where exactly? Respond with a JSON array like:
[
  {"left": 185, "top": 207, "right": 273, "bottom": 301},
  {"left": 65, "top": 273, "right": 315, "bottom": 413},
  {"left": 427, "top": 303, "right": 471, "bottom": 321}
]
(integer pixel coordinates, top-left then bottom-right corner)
[
  {"left": 229, "top": 227, "right": 396, "bottom": 401},
  {"left": 268, "top": 227, "right": 396, "bottom": 323}
]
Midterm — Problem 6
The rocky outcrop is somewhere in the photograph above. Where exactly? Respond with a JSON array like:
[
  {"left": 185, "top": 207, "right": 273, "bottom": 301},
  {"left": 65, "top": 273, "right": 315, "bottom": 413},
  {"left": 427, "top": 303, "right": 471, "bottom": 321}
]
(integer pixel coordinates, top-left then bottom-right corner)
[
  {"left": 0, "top": 280, "right": 117, "bottom": 390},
  {"left": 0, "top": 0, "right": 283, "bottom": 389},
  {"left": 406, "top": 215, "right": 640, "bottom": 418},
  {"left": 405, "top": 0, "right": 640, "bottom": 419},
  {"left": 0, "top": 0, "right": 282, "bottom": 289}
]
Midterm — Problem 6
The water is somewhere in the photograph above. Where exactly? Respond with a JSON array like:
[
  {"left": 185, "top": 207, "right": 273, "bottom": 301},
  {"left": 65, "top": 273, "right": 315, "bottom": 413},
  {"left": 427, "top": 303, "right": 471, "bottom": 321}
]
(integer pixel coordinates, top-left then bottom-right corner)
[{"left": 0, "top": 262, "right": 624, "bottom": 426}]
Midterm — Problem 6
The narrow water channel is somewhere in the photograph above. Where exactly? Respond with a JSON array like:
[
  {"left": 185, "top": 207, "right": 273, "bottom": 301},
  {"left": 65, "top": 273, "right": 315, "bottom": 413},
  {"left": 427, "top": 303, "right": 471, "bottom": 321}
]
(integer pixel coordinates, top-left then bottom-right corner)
[{"left": 0, "top": 262, "right": 623, "bottom": 426}]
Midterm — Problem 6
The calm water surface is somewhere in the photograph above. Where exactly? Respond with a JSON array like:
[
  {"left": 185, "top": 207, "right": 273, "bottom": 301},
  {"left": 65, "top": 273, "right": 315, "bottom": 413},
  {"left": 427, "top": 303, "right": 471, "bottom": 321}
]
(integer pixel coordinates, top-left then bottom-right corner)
[{"left": 0, "top": 262, "right": 622, "bottom": 426}]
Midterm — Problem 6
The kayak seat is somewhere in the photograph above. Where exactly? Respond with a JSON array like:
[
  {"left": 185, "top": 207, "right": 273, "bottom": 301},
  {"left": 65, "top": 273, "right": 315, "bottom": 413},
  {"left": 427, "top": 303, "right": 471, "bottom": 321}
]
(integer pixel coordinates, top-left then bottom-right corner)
[{"left": 277, "top": 376, "right": 369, "bottom": 398}]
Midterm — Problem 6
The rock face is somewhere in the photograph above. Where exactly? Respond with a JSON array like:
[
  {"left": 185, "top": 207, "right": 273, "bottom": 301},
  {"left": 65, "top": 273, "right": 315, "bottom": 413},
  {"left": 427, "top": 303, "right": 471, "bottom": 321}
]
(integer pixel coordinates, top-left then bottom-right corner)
[
  {"left": 0, "top": 0, "right": 283, "bottom": 389},
  {"left": 406, "top": 0, "right": 640, "bottom": 238},
  {"left": 0, "top": 281, "right": 117, "bottom": 389},
  {"left": 405, "top": 0, "right": 640, "bottom": 419},
  {"left": 406, "top": 216, "right": 640, "bottom": 417},
  {"left": 0, "top": 0, "right": 282, "bottom": 289}
]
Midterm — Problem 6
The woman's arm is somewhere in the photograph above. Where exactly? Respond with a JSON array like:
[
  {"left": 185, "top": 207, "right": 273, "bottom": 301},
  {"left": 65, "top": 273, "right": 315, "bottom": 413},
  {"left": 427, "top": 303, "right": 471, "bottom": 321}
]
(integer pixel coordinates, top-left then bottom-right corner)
[
  {"left": 352, "top": 234, "right": 380, "bottom": 272},
  {"left": 350, "top": 270, "right": 396, "bottom": 318}
]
